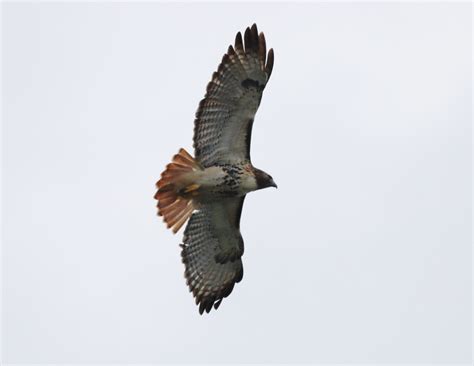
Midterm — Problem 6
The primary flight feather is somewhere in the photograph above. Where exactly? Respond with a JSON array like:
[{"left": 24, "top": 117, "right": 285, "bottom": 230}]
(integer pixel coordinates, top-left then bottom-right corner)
[{"left": 154, "top": 24, "right": 276, "bottom": 314}]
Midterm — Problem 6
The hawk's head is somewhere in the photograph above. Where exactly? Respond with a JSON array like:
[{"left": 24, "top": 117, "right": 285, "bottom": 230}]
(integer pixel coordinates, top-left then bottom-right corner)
[{"left": 253, "top": 168, "right": 277, "bottom": 190}]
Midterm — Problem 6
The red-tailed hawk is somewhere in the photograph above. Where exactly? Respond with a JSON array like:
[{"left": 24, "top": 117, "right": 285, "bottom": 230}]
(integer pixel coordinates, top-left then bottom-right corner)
[{"left": 154, "top": 24, "right": 276, "bottom": 314}]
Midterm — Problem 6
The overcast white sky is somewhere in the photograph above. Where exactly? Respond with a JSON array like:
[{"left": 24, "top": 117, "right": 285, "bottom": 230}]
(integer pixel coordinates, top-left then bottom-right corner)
[{"left": 2, "top": 2, "right": 472, "bottom": 364}]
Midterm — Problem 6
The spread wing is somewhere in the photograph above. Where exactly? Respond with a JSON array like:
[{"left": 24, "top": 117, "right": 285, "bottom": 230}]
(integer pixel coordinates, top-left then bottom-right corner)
[
  {"left": 180, "top": 197, "right": 245, "bottom": 314},
  {"left": 193, "top": 24, "right": 274, "bottom": 168}
]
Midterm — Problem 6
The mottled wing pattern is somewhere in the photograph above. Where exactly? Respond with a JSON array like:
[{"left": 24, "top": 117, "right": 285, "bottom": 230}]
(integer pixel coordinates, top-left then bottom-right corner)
[
  {"left": 181, "top": 197, "right": 245, "bottom": 314},
  {"left": 193, "top": 24, "right": 274, "bottom": 167}
]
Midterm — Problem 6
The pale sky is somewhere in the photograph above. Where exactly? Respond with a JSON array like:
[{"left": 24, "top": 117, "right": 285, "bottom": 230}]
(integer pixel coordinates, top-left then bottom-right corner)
[{"left": 2, "top": 2, "right": 471, "bottom": 363}]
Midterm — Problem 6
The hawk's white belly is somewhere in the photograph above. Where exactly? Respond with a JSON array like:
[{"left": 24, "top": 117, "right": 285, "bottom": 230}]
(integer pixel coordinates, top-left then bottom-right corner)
[{"left": 193, "top": 165, "right": 258, "bottom": 199}]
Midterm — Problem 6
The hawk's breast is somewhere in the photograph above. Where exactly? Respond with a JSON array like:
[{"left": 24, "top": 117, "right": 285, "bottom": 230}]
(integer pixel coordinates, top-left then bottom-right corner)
[{"left": 195, "top": 163, "right": 257, "bottom": 199}]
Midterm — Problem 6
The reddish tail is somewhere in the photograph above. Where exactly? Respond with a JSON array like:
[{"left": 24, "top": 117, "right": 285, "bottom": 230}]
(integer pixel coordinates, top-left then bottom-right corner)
[{"left": 154, "top": 148, "right": 201, "bottom": 233}]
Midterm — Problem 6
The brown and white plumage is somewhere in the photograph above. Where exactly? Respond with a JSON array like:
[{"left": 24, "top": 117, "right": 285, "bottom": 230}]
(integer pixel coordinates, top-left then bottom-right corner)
[
  {"left": 154, "top": 24, "right": 276, "bottom": 314},
  {"left": 181, "top": 198, "right": 245, "bottom": 314},
  {"left": 194, "top": 24, "right": 274, "bottom": 167}
]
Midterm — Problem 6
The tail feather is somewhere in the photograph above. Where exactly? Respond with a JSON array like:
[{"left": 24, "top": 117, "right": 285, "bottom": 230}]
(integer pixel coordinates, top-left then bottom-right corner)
[
  {"left": 155, "top": 148, "right": 201, "bottom": 233},
  {"left": 173, "top": 203, "right": 195, "bottom": 231},
  {"left": 177, "top": 148, "right": 195, "bottom": 161},
  {"left": 173, "top": 154, "right": 196, "bottom": 167}
]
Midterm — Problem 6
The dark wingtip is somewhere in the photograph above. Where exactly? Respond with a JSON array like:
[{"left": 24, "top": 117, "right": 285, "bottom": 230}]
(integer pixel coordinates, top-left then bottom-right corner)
[
  {"left": 244, "top": 26, "right": 252, "bottom": 53},
  {"left": 251, "top": 23, "right": 258, "bottom": 36},
  {"left": 266, "top": 48, "right": 274, "bottom": 79},
  {"left": 258, "top": 32, "right": 267, "bottom": 67},
  {"left": 213, "top": 299, "right": 223, "bottom": 310},
  {"left": 235, "top": 31, "right": 244, "bottom": 51},
  {"left": 250, "top": 24, "right": 259, "bottom": 53}
]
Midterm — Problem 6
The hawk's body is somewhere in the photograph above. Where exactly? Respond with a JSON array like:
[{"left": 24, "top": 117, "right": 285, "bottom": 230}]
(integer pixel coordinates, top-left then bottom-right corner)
[{"left": 154, "top": 24, "right": 276, "bottom": 314}]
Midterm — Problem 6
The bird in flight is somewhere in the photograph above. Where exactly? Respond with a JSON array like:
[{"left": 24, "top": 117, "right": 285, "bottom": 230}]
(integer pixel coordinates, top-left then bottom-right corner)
[{"left": 154, "top": 24, "right": 276, "bottom": 314}]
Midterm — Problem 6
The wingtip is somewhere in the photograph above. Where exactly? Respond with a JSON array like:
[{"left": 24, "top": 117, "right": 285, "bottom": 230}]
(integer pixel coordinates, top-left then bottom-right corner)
[
  {"left": 235, "top": 31, "right": 244, "bottom": 51},
  {"left": 244, "top": 26, "right": 252, "bottom": 53},
  {"left": 213, "top": 299, "right": 222, "bottom": 310},
  {"left": 251, "top": 23, "right": 258, "bottom": 34},
  {"left": 258, "top": 32, "right": 267, "bottom": 67},
  {"left": 266, "top": 48, "right": 274, "bottom": 78}
]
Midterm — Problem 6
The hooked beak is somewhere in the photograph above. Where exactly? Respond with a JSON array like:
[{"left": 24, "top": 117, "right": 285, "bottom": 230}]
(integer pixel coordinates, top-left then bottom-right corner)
[{"left": 270, "top": 179, "right": 278, "bottom": 189}]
